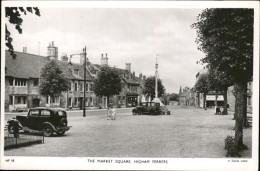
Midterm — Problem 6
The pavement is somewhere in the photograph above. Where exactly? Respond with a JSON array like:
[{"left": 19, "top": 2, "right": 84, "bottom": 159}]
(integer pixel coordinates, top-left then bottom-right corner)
[{"left": 4, "top": 105, "right": 252, "bottom": 158}]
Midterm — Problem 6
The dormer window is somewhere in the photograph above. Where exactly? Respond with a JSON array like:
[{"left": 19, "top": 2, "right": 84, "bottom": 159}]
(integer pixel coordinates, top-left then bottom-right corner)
[{"left": 73, "top": 69, "right": 79, "bottom": 75}]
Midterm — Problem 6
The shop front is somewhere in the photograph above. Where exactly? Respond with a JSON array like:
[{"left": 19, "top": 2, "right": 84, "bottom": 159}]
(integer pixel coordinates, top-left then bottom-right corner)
[{"left": 126, "top": 93, "right": 138, "bottom": 107}]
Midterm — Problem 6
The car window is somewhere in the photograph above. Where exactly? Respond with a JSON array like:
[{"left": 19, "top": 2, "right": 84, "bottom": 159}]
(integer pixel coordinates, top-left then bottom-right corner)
[
  {"left": 142, "top": 103, "right": 146, "bottom": 107},
  {"left": 155, "top": 103, "right": 160, "bottom": 107},
  {"left": 29, "top": 110, "right": 39, "bottom": 116},
  {"left": 41, "top": 110, "right": 51, "bottom": 117},
  {"left": 147, "top": 103, "right": 151, "bottom": 107},
  {"left": 151, "top": 103, "right": 155, "bottom": 107},
  {"left": 58, "top": 111, "right": 66, "bottom": 116}
]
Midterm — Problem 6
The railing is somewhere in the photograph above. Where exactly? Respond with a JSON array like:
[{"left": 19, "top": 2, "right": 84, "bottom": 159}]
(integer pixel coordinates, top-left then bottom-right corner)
[{"left": 4, "top": 126, "right": 44, "bottom": 150}]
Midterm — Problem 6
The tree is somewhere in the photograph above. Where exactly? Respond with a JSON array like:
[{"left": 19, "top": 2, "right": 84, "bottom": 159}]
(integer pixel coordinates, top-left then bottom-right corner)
[
  {"left": 207, "top": 67, "right": 233, "bottom": 115},
  {"left": 5, "top": 7, "right": 41, "bottom": 59},
  {"left": 194, "top": 73, "right": 210, "bottom": 109},
  {"left": 169, "top": 93, "right": 179, "bottom": 101},
  {"left": 142, "top": 76, "right": 165, "bottom": 101},
  {"left": 93, "top": 66, "right": 122, "bottom": 107},
  {"left": 192, "top": 8, "right": 253, "bottom": 150},
  {"left": 40, "top": 60, "right": 70, "bottom": 107}
]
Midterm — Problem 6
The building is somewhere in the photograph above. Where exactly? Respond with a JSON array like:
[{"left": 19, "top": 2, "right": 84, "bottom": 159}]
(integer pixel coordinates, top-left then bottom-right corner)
[
  {"left": 194, "top": 67, "right": 224, "bottom": 108},
  {"left": 85, "top": 54, "right": 145, "bottom": 108},
  {"left": 5, "top": 43, "right": 94, "bottom": 112}
]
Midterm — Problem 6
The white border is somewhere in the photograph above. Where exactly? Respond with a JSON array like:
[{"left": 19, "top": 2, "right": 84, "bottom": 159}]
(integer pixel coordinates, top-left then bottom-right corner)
[{"left": 1, "top": 1, "right": 259, "bottom": 170}]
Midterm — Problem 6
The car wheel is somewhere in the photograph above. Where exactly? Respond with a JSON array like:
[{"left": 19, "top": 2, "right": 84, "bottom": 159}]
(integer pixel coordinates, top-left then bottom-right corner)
[
  {"left": 132, "top": 111, "right": 136, "bottom": 115},
  {"left": 8, "top": 125, "right": 15, "bottom": 134},
  {"left": 138, "top": 111, "right": 142, "bottom": 115},
  {"left": 43, "top": 124, "right": 53, "bottom": 137}
]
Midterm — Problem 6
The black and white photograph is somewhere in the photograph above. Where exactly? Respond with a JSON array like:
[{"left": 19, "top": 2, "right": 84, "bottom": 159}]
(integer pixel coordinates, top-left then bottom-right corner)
[{"left": 1, "top": 1, "right": 259, "bottom": 170}]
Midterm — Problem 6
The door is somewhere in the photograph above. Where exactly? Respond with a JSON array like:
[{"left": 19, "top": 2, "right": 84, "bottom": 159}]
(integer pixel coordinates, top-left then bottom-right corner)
[
  {"left": 33, "top": 98, "right": 40, "bottom": 107},
  {"left": 27, "top": 109, "right": 40, "bottom": 130}
]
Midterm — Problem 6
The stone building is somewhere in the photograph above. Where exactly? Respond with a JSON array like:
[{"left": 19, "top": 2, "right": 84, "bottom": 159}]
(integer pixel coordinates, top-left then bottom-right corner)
[
  {"left": 85, "top": 54, "right": 145, "bottom": 108},
  {"left": 5, "top": 43, "right": 94, "bottom": 112}
]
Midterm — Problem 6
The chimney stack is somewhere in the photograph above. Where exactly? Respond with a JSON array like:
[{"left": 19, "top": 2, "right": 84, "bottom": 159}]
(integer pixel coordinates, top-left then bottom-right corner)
[
  {"left": 139, "top": 73, "right": 143, "bottom": 79},
  {"left": 100, "top": 53, "right": 108, "bottom": 65},
  {"left": 23, "top": 47, "right": 27, "bottom": 53},
  {"left": 125, "top": 63, "right": 131, "bottom": 72},
  {"left": 47, "top": 41, "right": 58, "bottom": 60}
]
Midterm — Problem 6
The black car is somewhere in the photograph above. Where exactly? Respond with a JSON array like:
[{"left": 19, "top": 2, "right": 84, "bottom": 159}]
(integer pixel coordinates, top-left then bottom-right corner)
[
  {"left": 7, "top": 107, "right": 71, "bottom": 136},
  {"left": 132, "top": 102, "right": 170, "bottom": 115}
]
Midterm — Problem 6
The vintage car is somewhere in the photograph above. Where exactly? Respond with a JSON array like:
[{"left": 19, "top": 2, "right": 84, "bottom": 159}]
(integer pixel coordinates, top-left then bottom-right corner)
[
  {"left": 7, "top": 107, "right": 71, "bottom": 137},
  {"left": 132, "top": 102, "right": 170, "bottom": 115}
]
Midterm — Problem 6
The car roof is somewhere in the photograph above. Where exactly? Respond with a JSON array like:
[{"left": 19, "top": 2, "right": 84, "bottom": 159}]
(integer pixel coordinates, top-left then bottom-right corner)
[{"left": 29, "top": 107, "right": 66, "bottom": 111}]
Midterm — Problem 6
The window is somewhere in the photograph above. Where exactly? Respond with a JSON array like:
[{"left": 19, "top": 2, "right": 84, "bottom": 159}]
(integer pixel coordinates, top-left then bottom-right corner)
[
  {"left": 41, "top": 110, "right": 51, "bottom": 116},
  {"left": 70, "top": 82, "right": 73, "bottom": 91},
  {"left": 15, "top": 78, "right": 27, "bottom": 86},
  {"left": 9, "top": 78, "right": 14, "bottom": 86},
  {"left": 74, "top": 97, "right": 78, "bottom": 106},
  {"left": 68, "top": 98, "right": 72, "bottom": 107},
  {"left": 73, "top": 69, "right": 79, "bottom": 75},
  {"left": 46, "top": 96, "right": 60, "bottom": 104},
  {"left": 86, "top": 83, "right": 89, "bottom": 92},
  {"left": 75, "top": 82, "right": 78, "bottom": 91},
  {"left": 79, "top": 82, "right": 83, "bottom": 91},
  {"left": 90, "top": 83, "right": 93, "bottom": 91},
  {"left": 9, "top": 96, "right": 13, "bottom": 105},
  {"left": 15, "top": 96, "right": 27, "bottom": 104},
  {"left": 34, "top": 79, "right": 39, "bottom": 86},
  {"left": 29, "top": 110, "right": 39, "bottom": 116},
  {"left": 58, "top": 111, "right": 66, "bottom": 116}
]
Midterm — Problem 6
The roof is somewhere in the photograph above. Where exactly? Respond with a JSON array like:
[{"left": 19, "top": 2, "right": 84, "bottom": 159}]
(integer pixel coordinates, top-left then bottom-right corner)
[
  {"left": 179, "top": 90, "right": 190, "bottom": 97},
  {"left": 88, "top": 63, "right": 141, "bottom": 85},
  {"left": 5, "top": 50, "right": 92, "bottom": 81}
]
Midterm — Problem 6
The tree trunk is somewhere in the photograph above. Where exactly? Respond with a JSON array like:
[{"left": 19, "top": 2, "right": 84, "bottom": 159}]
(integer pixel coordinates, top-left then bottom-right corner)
[
  {"left": 203, "top": 93, "right": 206, "bottom": 109},
  {"left": 222, "top": 87, "right": 228, "bottom": 115},
  {"left": 107, "top": 95, "right": 110, "bottom": 108},
  {"left": 234, "top": 82, "right": 248, "bottom": 151},
  {"left": 243, "top": 90, "right": 249, "bottom": 128},
  {"left": 233, "top": 84, "right": 238, "bottom": 120}
]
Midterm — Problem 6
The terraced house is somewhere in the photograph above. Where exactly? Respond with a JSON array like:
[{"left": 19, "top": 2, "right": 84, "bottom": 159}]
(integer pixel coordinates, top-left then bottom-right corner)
[
  {"left": 5, "top": 42, "right": 145, "bottom": 112},
  {"left": 4, "top": 42, "right": 94, "bottom": 112}
]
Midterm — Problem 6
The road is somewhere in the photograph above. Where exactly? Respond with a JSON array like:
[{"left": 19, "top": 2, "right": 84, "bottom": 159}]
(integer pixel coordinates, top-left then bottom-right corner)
[{"left": 4, "top": 106, "right": 252, "bottom": 158}]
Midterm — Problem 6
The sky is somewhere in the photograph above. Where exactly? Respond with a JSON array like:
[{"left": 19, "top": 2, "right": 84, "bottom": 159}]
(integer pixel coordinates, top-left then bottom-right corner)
[{"left": 6, "top": 8, "right": 206, "bottom": 94}]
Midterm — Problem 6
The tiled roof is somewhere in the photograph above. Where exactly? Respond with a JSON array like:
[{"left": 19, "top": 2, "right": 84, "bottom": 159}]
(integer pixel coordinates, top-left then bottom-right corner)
[
  {"left": 88, "top": 63, "right": 141, "bottom": 85},
  {"left": 5, "top": 50, "right": 92, "bottom": 81}
]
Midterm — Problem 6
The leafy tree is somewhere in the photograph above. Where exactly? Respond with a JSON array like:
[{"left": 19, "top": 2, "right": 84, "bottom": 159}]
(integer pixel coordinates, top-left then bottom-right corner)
[
  {"left": 169, "top": 93, "right": 179, "bottom": 101},
  {"left": 142, "top": 76, "right": 165, "bottom": 101},
  {"left": 192, "top": 8, "right": 253, "bottom": 150},
  {"left": 207, "top": 67, "right": 233, "bottom": 115},
  {"left": 93, "top": 66, "right": 122, "bottom": 107},
  {"left": 194, "top": 73, "right": 210, "bottom": 109},
  {"left": 40, "top": 60, "right": 70, "bottom": 107},
  {"left": 5, "top": 7, "right": 41, "bottom": 59}
]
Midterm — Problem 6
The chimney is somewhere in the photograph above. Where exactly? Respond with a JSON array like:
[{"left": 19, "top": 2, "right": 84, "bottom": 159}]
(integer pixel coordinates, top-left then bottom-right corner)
[
  {"left": 47, "top": 41, "right": 58, "bottom": 60},
  {"left": 101, "top": 53, "right": 108, "bottom": 65},
  {"left": 61, "top": 53, "right": 68, "bottom": 62},
  {"left": 143, "top": 75, "right": 146, "bottom": 80},
  {"left": 133, "top": 71, "right": 135, "bottom": 77},
  {"left": 139, "top": 73, "right": 143, "bottom": 79},
  {"left": 23, "top": 47, "right": 27, "bottom": 53},
  {"left": 125, "top": 63, "right": 131, "bottom": 72}
]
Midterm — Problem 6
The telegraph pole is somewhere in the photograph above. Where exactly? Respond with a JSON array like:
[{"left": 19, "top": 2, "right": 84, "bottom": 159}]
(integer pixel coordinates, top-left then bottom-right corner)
[{"left": 83, "top": 46, "right": 87, "bottom": 117}]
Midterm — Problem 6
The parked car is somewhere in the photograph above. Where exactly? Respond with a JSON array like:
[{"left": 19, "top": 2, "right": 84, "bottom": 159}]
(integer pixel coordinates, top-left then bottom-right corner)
[
  {"left": 132, "top": 102, "right": 170, "bottom": 115},
  {"left": 7, "top": 107, "right": 71, "bottom": 136}
]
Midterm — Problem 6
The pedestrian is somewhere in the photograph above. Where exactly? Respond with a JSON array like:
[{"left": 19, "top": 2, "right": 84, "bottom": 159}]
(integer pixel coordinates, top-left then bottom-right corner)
[
  {"left": 111, "top": 106, "right": 116, "bottom": 120},
  {"left": 107, "top": 105, "right": 112, "bottom": 120}
]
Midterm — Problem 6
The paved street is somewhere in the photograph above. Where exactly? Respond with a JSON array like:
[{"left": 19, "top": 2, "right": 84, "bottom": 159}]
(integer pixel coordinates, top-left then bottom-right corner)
[{"left": 4, "top": 106, "right": 252, "bottom": 158}]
